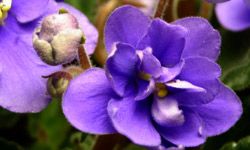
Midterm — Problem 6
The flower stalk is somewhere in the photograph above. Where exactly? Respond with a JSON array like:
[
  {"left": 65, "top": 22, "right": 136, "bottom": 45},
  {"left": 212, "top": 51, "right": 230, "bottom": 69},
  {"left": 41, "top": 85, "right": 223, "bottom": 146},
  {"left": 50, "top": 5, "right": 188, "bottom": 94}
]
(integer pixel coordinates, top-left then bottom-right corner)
[
  {"left": 154, "top": 0, "right": 169, "bottom": 18},
  {"left": 78, "top": 45, "right": 92, "bottom": 69}
]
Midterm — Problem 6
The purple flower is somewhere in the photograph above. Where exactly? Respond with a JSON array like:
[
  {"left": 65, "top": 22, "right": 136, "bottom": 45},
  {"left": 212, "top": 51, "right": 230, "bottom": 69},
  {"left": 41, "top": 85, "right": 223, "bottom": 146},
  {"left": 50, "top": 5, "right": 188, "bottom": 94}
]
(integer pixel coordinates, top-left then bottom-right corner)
[
  {"left": 62, "top": 6, "right": 242, "bottom": 148},
  {"left": 207, "top": 0, "right": 230, "bottom": 3},
  {"left": 0, "top": 0, "right": 98, "bottom": 112},
  {"left": 216, "top": 0, "right": 250, "bottom": 31}
]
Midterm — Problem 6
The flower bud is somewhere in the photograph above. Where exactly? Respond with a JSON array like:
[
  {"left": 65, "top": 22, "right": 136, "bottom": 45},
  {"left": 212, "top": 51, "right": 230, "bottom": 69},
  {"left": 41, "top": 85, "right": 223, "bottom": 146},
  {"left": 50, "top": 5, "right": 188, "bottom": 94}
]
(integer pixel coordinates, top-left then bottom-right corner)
[
  {"left": 33, "top": 10, "right": 85, "bottom": 66},
  {"left": 45, "top": 66, "right": 83, "bottom": 98}
]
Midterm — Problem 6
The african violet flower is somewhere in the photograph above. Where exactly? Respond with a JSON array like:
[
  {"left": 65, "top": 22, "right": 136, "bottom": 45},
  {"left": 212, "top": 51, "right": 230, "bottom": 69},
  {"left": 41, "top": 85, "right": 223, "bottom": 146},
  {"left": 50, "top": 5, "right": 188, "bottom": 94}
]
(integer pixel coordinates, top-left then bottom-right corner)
[
  {"left": 62, "top": 6, "right": 242, "bottom": 148},
  {"left": 216, "top": 0, "right": 250, "bottom": 31},
  {"left": 207, "top": 0, "right": 229, "bottom": 3},
  {"left": 0, "top": 0, "right": 97, "bottom": 112}
]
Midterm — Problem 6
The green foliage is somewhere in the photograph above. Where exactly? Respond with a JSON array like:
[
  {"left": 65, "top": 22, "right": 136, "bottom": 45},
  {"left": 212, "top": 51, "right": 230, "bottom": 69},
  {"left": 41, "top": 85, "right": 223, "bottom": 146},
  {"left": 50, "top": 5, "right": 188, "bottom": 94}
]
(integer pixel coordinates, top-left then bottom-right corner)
[
  {"left": 65, "top": 0, "right": 98, "bottom": 22},
  {"left": 124, "top": 144, "right": 146, "bottom": 150},
  {"left": 0, "top": 138, "right": 24, "bottom": 150},
  {"left": 220, "top": 136, "right": 250, "bottom": 150},
  {"left": 218, "top": 30, "right": 250, "bottom": 91},
  {"left": 28, "top": 100, "right": 71, "bottom": 150}
]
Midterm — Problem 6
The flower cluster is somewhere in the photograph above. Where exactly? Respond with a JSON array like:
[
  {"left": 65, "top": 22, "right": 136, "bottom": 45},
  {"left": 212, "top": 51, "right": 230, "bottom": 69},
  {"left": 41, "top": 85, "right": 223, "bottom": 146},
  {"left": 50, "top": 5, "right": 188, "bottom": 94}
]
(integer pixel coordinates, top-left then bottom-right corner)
[
  {"left": 0, "top": 0, "right": 98, "bottom": 112},
  {"left": 62, "top": 6, "right": 242, "bottom": 148}
]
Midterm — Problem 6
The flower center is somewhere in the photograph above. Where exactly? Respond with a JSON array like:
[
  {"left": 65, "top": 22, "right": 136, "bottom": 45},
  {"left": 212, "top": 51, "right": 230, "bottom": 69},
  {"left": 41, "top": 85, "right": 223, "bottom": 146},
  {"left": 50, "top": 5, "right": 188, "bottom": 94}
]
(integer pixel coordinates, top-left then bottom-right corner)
[
  {"left": 0, "top": 0, "right": 12, "bottom": 25},
  {"left": 155, "top": 83, "right": 168, "bottom": 98},
  {"left": 138, "top": 72, "right": 151, "bottom": 81}
]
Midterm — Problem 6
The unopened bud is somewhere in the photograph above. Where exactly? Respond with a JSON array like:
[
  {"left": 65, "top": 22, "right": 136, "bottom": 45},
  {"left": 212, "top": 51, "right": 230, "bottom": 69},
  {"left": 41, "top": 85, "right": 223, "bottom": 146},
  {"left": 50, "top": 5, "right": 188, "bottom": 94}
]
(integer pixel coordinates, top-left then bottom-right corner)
[
  {"left": 45, "top": 66, "right": 83, "bottom": 98},
  {"left": 33, "top": 10, "right": 85, "bottom": 66}
]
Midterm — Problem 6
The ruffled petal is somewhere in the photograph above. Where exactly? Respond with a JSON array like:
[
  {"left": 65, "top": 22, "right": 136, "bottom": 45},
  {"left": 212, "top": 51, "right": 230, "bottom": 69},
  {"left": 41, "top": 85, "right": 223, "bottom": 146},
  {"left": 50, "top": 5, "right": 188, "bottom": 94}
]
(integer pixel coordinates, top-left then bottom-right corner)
[
  {"left": 195, "top": 84, "right": 242, "bottom": 136},
  {"left": 135, "top": 78, "right": 155, "bottom": 100},
  {"left": 157, "top": 61, "right": 184, "bottom": 83},
  {"left": 138, "top": 19, "right": 187, "bottom": 67},
  {"left": 166, "top": 80, "right": 205, "bottom": 92},
  {"left": 215, "top": 0, "right": 250, "bottom": 31},
  {"left": 11, "top": 0, "right": 49, "bottom": 23},
  {"left": 56, "top": 2, "right": 98, "bottom": 54},
  {"left": 0, "top": 28, "right": 60, "bottom": 113},
  {"left": 152, "top": 97, "right": 185, "bottom": 127},
  {"left": 62, "top": 68, "right": 116, "bottom": 134},
  {"left": 173, "top": 57, "right": 221, "bottom": 105},
  {"left": 138, "top": 48, "right": 162, "bottom": 78},
  {"left": 173, "top": 17, "right": 221, "bottom": 61},
  {"left": 106, "top": 43, "right": 139, "bottom": 96},
  {"left": 159, "top": 109, "right": 206, "bottom": 147},
  {"left": 108, "top": 97, "right": 161, "bottom": 146},
  {"left": 104, "top": 5, "right": 151, "bottom": 52}
]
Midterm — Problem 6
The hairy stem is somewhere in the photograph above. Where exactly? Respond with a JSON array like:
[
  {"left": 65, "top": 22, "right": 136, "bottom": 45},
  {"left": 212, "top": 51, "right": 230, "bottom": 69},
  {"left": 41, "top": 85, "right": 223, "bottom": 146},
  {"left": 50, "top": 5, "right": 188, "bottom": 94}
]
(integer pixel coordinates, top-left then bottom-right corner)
[
  {"left": 78, "top": 45, "right": 92, "bottom": 69},
  {"left": 198, "top": 1, "right": 213, "bottom": 19},
  {"left": 154, "top": 0, "right": 169, "bottom": 18}
]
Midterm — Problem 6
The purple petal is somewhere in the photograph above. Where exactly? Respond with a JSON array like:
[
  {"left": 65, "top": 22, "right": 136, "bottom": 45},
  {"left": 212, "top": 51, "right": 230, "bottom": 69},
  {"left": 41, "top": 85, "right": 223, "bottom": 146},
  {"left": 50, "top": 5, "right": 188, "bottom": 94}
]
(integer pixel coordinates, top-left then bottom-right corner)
[
  {"left": 178, "top": 57, "right": 221, "bottom": 82},
  {"left": 138, "top": 19, "right": 187, "bottom": 67},
  {"left": 104, "top": 5, "right": 151, "bottom": 53},
  {"left": 62, "top": 68, "right": 116, "bottom": 134},
  {"left": 216, "top": 0, "right": 250, "bottom": 31},
  {"left": 159, "top": 109, "right": 206, "bottom": 147},
  {"left": 173, "top": 17, "right": 221, "bottom": 61},
  {"left": 56, "top": 2, "right": 98, "bottom": 54},
  {"left": 138, "top": 48, "right": 162, "bottom": 78},
  {"left": 106, "top": 43, "right": 139, "bottom": 96},
  {"left": 152, "top": 97, "right": 185, "bottom": 127},
  {"left": 157, "top": 61, "right": 184, "bottom": 83},
  {"left": 135, "top": 78, "right": 155, "bottom": 100},
  {"left": 0, "top": 28, "right": 60, "bottom": 113},
  {"left": 108, "top": 97, "right": 161, "bottom": 146},
  {"left": 195, "top": 84, "right": 242, "bottom": 136},
  {"left": 166, "top": 80, "right": 205, "bottom": 92},
  {"left": 11, "top": 0, "right": 49, "bottom": 23},
  {"left": 173, "top": 57, "right": 221, "bottom": 105},
  {"left": 244, "top": 0, "right": 250, "bottom": 7}
]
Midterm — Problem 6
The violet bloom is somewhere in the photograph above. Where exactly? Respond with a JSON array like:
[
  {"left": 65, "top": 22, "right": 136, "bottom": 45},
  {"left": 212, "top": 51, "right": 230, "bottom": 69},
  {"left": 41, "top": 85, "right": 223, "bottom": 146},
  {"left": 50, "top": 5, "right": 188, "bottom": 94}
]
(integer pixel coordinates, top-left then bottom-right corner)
[
  {"left": 63, "top": 6, "right": 242, "bottom": 148},
  {"left": 0, "top": 0, "right": 97, "bottom": 113},
  {"left": 216, "top": 0, "right": 250, "bottom": 31},
  {"left": 207, "top": 0, "right": 229, "bottom": 3}
]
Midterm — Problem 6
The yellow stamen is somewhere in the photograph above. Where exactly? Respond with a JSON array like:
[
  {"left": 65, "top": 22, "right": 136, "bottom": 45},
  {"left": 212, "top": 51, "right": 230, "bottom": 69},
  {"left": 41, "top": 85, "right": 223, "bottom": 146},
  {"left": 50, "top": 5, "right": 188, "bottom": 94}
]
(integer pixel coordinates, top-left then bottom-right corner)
[
  {"left": 0, "top": 0, "right": 12, "bottom": 23},
  {"left": 139, "top": 72, "right": 151, "bottom": 81},
  {"left": 156, "top": 83, "right": 168, "bottom": 98},
  {"left": 0, "top": 10, "right": 2, "bottom": 19},
  {"left": 1, "top": 0, "right": 12, "bottom": 11}
]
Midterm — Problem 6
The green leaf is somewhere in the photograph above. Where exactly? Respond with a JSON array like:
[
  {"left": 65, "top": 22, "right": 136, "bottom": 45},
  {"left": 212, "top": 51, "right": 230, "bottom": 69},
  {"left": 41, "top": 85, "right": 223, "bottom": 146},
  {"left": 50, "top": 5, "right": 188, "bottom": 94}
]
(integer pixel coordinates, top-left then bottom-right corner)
[
  {"left": 64, "top": 0, "right": 98, "bottom": 22},
  {"left": 220, "top": 136, "right": 250, "bottom": 150},
  {"left": 220, "top": 142, "right": 237, "bottom": 150},
  {"left": 218, "top": 30, "right": 250, "bottom": 91},
  {"left": 28, "top": 100, "right": 71, "bottom": 150},
  {"left": 0, "top": 138, "right": 24, "bottom": 150},
  {"left": 124, "top": 144, "right": 146, "bottom": 150},
  {"left": 0, "top": 108, "right": 21, "bottom": 128}
]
